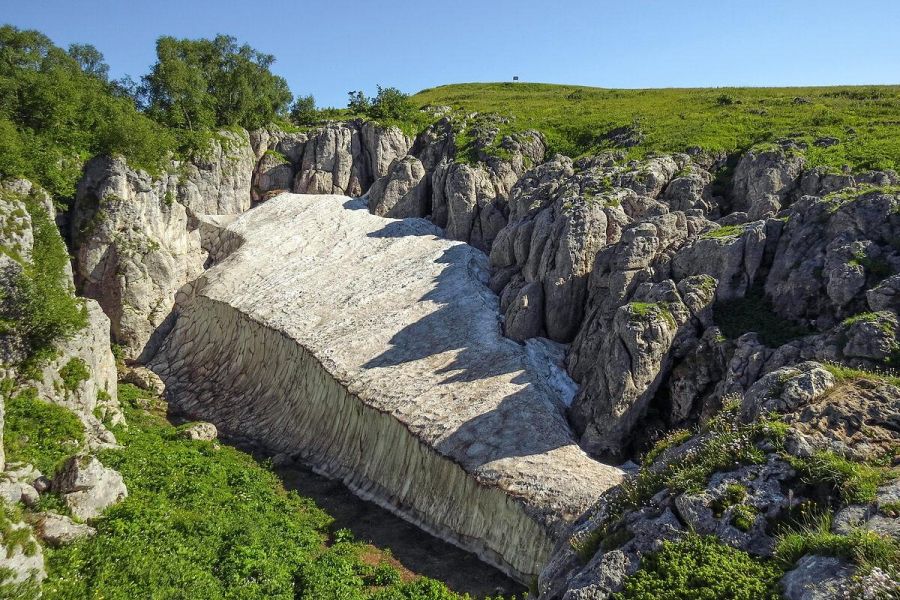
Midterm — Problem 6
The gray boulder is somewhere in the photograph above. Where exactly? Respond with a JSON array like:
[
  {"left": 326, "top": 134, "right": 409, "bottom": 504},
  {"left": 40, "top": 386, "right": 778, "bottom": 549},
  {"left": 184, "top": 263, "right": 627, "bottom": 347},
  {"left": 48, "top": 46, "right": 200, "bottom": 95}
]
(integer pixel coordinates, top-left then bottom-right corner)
[
  {"left": 367, "top": 156, "right": 428, "bottom": 218},
  {"left": 52, "top": 455, "right": 128, "bottom": 521},
  {"left": 731, "top": 146, "right": 805, "bottom": 219},
  {"left": 34, "top": 512, "right": 96, "bottom": 547},
  {"left": 176, "top": 128, "right": 255, "bottom": 215},
  {"left": 780, "top": 555, "right": 853, "bottom": 600}
]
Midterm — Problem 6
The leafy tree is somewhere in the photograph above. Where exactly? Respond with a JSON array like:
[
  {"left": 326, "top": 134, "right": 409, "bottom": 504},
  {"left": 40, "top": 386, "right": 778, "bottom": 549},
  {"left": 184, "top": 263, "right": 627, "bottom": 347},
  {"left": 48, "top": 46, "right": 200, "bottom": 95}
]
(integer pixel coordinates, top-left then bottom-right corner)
[
  {"left": 347, "top": 90, "right": 370, "bottom": 114},
  {"left": 369, "top": 85, "right": 416, "bottom": 121},
  {"left": 67, "top": 43, "right": 108, "bottom": 81},
  {"left": 290, "top": 94, "right": 317, "bottom": 126},
  {"left": 141, "top": 34, "right": 292, "bottom": 132},
  {"left": 0, "top": 25, "right": 174, "bottom": 198}
]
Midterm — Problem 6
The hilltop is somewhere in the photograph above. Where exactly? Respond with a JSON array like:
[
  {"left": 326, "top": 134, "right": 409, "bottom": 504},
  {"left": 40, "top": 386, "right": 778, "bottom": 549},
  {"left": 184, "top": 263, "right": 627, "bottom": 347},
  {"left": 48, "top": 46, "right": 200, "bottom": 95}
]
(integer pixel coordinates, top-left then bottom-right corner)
[{"left": 410, "top": 82, "right": 900, "bottom": 172}]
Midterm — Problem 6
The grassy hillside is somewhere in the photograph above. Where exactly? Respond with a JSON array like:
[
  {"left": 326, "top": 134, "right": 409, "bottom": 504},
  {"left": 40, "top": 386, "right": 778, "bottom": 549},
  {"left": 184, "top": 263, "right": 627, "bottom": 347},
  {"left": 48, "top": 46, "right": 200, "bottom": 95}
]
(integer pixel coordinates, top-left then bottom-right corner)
[{"left": 411, "top": 83, "right": 900, "bottom": 172}]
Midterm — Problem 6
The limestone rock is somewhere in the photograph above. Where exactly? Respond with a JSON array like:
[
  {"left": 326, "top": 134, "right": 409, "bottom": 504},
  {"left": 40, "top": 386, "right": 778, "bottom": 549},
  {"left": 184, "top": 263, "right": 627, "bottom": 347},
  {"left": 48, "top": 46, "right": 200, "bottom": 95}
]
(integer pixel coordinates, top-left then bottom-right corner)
[
  {"left": 731, "top": 146, "right": 805, "bottom": 219},
  {"left": 34, "top": 512, "right": 96, "bottom": 547},
  {"left": 293, "top": 121, "right": 411, "bottom": 197},
  {"left": 33, "top": 300, "right": 122, "bottom": 445},
  {"left": 179, "top": 422, "right": 218, "bottom": 441},
  {"left": 367, "top": 156, "right": 428, "bottom": 218},
  {"left": 71, "top": 156, "right": 205, "bottom": 361},
  {"left": 121, "top": 366, "right": 166, "bottom": 396},
  {"left": 764, "top": 191, "right": 900, "bottom": 327},
  {"left": 0, "top": 505, "right": 45, "bottom": 589},
  {"left": 780, "top": 555, "right": 853, "bottom": 600},
  {"left": 251, "top": 150, "right": 295, "bottom": 202},
  {"left": 740, "top": 362, "right": 835, "bottom": 421},
  {"left": 150, "top": 194, "right": 622, "bottom": 582},
  {"left": 176, "top": 128, "right": 255, "bottom": 215},
  {"left": 52, "top": 455, "right": 128, "bottom": 521}
]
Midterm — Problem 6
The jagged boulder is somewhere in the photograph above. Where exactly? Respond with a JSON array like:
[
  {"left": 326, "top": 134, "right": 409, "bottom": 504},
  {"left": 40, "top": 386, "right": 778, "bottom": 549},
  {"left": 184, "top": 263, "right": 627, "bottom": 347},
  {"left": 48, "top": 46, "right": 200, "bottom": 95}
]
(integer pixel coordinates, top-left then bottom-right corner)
[
  {"left": 293, "top": 121, "right": 411, "bottom": 197},
  {"left": 33, "top": 300, "right": 122, "bottom": 446},
  {"left": 780, "top": 555, "right": 853, "bottom": 600},
  {"left": 0, "top": 504, "right": 45, "bottom": 590},
  {"left": 764, "top": 190, "right": 900, "bottom": 328},
  {"left": 367, "top": 156, "right": 428, "bottom": 218},
  {"left": 71, "top": 156, "right": 205, "bottom": 361},
  {"left": 731, "top": 145, "right": 805, "bottom": 219},
  {"left": 176, "top": 128, "right": 255, "bottom": 215},
  {"left": 52, "top": 455, "right": 127, "bottom": 521}
]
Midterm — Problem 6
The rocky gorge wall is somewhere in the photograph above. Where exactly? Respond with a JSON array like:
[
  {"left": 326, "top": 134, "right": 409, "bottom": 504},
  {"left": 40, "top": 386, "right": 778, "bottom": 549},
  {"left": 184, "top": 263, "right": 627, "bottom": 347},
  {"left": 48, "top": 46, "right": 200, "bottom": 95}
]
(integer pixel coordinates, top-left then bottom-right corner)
[{"left": 149, "top": 193, "right": 623, "bottom": 581}]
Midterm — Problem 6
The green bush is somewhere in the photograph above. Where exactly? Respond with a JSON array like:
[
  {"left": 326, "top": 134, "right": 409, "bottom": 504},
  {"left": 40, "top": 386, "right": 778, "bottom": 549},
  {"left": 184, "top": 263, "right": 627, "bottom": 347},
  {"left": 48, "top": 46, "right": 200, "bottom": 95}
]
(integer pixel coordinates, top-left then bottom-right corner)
[
  {"left": 3, "top": 385, "right": 85, "bottom": 474},
  {"left": 290, "top": 94, "right": 318, "bottom": 126},
  {"left": 616, "top": 535, "right": 781, "bottom": 600},
  {"left": 58, "top": 358, "right": 89, "bottom": 392},
  {"left": 0, "top": 25, "right": 175, "bottom": 198},
  {"left": 141, "top": 34, "right": 292, "bottom": 133},
  {"left": 0, "top": 189, "right": 87, "bottom": 367}
]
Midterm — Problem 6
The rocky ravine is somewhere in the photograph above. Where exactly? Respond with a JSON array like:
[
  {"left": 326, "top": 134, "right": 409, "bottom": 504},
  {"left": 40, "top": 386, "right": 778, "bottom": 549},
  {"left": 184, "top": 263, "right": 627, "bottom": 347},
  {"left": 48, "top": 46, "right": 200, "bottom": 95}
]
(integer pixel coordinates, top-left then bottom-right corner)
[{"left": 149, "top": 193, "right": 623, "bottom": 581}]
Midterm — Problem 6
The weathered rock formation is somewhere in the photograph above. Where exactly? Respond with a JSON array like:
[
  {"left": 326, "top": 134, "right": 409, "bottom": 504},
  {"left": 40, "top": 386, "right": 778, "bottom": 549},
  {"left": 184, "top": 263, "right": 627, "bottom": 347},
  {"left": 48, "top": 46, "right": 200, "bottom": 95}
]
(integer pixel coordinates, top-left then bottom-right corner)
[
  {"left": 150, "top": 193, "right": 623, "bottom": 581},
  {"left": 70, "top": 156, "right": 205, "bottom": 361}
]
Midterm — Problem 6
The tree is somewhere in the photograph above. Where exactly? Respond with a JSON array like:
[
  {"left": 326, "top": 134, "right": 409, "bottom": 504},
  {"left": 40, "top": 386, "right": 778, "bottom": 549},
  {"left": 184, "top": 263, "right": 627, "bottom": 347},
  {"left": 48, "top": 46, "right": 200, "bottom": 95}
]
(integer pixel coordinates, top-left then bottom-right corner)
[
  {"left": 67, "top": 43, "right": 109, "bottom": 81},
  {"left": 347, "top": 90, "right": 370, "bottom": 114},
  {"left": 0, "top": 25, "right": 174, "bottom": 198},
  {"left": 369, "top": 85, "right": 415, "bottom": 121},
  {"left": 290, "top": 94, "right": 317, "bottom": 126},
  {"left": 141, "top": 34, "right": 292, "bottom": 132}
]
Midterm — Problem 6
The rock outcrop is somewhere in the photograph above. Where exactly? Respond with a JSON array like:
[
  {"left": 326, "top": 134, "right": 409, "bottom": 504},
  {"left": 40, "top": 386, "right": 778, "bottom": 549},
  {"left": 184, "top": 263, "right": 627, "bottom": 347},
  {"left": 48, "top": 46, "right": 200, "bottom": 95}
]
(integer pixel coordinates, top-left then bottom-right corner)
[
  {"left": 71, "top": 156, "right": 205, "bottom": 361},
  {"left": 176, "top": 128, "right": 255, "bottom": 216},
  {"left": 251, "top": 121, "right": 411, "bottom": 200},
  {"left": 150, "top": 193, "right": 622, "bottom": 581}
]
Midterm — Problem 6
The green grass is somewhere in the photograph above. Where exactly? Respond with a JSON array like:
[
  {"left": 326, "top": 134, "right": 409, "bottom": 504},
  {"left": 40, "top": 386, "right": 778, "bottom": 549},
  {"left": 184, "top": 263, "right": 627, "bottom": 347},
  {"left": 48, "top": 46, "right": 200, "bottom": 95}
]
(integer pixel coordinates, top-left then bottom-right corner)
[
  {"left": 774, "top": 513, "right": 900, "bottom": 574},
  {"left": 788, "top": 451, "right": 893, "bottom": 505},
  {"left": 822, "top": 362, "right": 900, "bottom": 388},
  {"left": 2, "top": 384, "right": 85, "bottom": 474},
  {"left": 41, "top": 386, "right": 511, "bottom": 600},
  {"left": 701, "top": 224, "right": 747, "bottom": 240},
  {"left": 614, "top": 534, "right": 781, "bottom": 600},
  {"left": 411, "top": 83, "right": 900, "bottom": 172}
]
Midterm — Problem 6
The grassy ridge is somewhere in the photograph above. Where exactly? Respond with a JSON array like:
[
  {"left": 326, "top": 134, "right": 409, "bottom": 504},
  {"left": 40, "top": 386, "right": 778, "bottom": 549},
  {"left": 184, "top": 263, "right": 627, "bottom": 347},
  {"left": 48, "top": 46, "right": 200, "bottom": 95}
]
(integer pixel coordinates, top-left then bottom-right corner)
[{"left": 411, "top": 83, "right": 900, "bottom": 171}]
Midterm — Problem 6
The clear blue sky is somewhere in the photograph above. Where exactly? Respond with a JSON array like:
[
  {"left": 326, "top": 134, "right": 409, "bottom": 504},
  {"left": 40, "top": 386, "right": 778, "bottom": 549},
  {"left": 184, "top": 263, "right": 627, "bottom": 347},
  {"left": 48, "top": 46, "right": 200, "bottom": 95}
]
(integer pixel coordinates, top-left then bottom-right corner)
[{"left": 5, "top": 0, "right": 899, "bottom": 107}]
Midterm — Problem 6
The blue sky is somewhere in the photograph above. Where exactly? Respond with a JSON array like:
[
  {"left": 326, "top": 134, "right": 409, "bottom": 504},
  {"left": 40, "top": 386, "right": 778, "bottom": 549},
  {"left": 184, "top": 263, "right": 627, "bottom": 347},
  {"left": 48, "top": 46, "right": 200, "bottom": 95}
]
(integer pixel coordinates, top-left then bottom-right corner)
[{"left": 5, "top": 0, "right": 899, "bottom": 107}]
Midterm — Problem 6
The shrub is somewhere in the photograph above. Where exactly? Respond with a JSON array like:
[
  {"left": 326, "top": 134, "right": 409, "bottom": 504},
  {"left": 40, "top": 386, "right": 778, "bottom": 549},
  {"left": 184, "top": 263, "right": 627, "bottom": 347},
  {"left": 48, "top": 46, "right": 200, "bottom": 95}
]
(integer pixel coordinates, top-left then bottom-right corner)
[
  {"left": 58, "top": 358, "right": 89, "bottom": 392},
  {"left": 0, "top": 189, "right": 87, "bottom": 366},
  {"left": 3, "top": 385, "right": 85, "bottom": 474},
  {"left": 290, "top": 94, "right": 318, "bottom": 126},
  {"left": 616, "top": 534, "right": 781, "bottom": 599}
]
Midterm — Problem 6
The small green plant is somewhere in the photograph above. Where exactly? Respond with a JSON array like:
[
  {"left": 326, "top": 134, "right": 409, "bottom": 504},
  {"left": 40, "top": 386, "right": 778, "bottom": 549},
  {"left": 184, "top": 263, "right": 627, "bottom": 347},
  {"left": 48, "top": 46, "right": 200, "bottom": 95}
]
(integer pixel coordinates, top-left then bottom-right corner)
[
  {"left": 788, "top": 451, "right": 891, "bottom": 505},
  {"left": 701, "top": 224, "right": 746, "bottom": 240},
  {"left": 730, "top": 504, "right": 758, "bottom": 532},
  {"left": 615, "top": 534, "right": 781, "bottom": 599},
  {"left": 712, "top": 484, "right": 748, "bottom": 517},
  {"left": 822, "top": 362, "right": 900, "bottom": 388},
  {"left": 643, "top": 429, "right": 692, "bottom": 465},
  {"left": 775, "top": 513, "right": 900, "bottom": 574},
  {"left": 3, "top": 386, "right": 85, "bottom": 474},
  {"left": 58, "top": 358, "right": 90, "bottom": 392}
]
